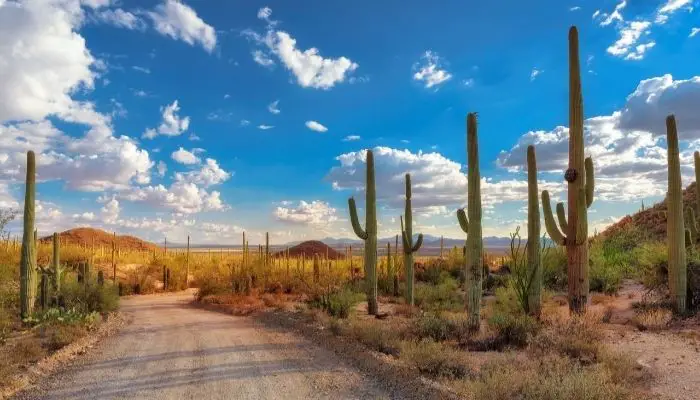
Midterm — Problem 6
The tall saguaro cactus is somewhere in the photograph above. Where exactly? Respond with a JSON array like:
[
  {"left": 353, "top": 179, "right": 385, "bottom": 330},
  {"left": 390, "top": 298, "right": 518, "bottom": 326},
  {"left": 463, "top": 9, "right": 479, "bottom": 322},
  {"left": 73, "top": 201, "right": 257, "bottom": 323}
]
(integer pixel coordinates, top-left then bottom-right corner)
[
  {"left": 541, "top": 26, "right": 595, "bottom": 314},
  {"left": 52, "top": 232, "right": 62, "bottom": 293},
  {"left": 526, "top": 146, "right": 542, "bottom": 316},
  {"left": 348, "top": 149, "right": 378, "bottom": 315},
  {"left": 666, "top": 115, "right": 687, "bottom": 313},
  {"left": 20, "top": 151, "right": 37, "bottom": 319},
  {"left": 456, "top": 113, "right": 483, "bottom": 332},
  {"left": 400, "top": 173, "right": 423, "bottom": 305}
]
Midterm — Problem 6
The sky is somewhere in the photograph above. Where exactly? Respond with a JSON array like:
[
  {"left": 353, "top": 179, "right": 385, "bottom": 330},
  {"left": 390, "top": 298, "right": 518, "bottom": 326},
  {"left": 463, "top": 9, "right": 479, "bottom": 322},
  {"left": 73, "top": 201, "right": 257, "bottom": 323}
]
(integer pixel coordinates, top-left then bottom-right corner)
[{"left": 0, "top": 0, "right": 699, "bottom": 245}]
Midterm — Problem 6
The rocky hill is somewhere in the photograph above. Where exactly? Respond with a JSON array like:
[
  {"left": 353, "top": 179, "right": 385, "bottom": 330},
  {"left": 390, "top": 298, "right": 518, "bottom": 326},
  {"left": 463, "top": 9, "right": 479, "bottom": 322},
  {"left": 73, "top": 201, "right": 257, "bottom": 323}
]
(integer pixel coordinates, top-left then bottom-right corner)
[
  {"left": 39, "top": 227, "right": 157, "bottom": 251},
  {"left": 602, "top": 182, "right": 698, "bottom": 241}
]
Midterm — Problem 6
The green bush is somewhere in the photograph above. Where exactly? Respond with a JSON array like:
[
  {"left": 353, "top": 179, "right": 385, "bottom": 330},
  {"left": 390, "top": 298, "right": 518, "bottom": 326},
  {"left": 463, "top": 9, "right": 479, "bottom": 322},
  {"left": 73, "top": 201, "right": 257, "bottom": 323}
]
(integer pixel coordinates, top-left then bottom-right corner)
[
  {"left": 413, "top": 312, "right": 470, "bottom": 342},
  {"left": 542, "top": 246, "right": 567, "bottom": 291},
  {"left": 488, "top": 313, "right": 540, "bottom": 348},
  {"left": 414, "top": 277, "right": 462, "bottom": 312},
  {"left": 61, "top": 280, "right": 119, "bottom": 314},
  {"left": 314, "top": 288, "right": 364, "bottom": 319}
]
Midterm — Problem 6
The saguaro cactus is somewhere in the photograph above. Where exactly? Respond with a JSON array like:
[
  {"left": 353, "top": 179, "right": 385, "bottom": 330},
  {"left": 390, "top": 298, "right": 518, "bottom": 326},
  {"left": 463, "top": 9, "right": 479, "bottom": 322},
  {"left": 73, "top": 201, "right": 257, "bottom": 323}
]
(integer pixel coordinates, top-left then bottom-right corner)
[
  {"left": 20, "top": 151, "right": 37, "bottom": 319},
  {"left": 541, "top": 26, "right": 595, "bottom": 314},
  {"left": 401, "top": 173, "right": 424, "bottom": 305},
  {"left": 52, "top": 232, "right": 62, "bottom": 292},
  {"left": 526, "top": 146, "right": 542, "bottom": 316},
  {"left": 348, "top": 149, "right": 378, "bottom": 315},
  {"left": 666, "top": 115, "right": 687, "bottom": 313},
  {"left": 457, "top": 113, "right": 483, "bottom": 332}
]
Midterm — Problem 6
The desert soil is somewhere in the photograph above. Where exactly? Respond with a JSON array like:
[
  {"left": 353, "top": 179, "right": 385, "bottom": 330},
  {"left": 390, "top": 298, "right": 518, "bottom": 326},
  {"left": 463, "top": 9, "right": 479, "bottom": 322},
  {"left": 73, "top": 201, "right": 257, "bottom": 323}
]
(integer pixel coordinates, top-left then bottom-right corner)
[{"left": 13, "top": 292, "right": 390, "bottom": 400}]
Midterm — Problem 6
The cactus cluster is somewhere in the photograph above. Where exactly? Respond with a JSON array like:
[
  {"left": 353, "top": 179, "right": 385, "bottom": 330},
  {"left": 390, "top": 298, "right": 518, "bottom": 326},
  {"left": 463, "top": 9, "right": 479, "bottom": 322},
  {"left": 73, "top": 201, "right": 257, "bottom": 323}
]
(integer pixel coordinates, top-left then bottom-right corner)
[
  {"left": 401, "top": 173, "right": 423, "bottom": 305},
  {"left": 348, "top": 149, "right": 378, "bottom": 315}
]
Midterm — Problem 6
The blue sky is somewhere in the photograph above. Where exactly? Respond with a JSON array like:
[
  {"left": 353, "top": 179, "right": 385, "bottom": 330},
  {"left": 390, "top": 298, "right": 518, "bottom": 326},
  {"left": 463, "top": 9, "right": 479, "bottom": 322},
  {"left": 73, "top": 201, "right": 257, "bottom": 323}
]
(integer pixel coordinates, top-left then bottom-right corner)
[{"left": 0, "top": 0, "right": 699, "bottom": 244}]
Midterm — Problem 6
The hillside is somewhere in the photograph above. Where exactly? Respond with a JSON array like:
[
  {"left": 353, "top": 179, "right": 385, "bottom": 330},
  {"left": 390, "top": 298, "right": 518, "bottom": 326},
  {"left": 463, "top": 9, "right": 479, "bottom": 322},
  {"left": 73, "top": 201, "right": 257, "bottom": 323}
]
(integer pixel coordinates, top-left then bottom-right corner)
[
  {"left": 39, "top": 227, "right": 157, "bottom": 251},
  {"left": 275, "top": 240, "right": 345, "bottom": 259},
  {"left": 602, "top": 182, "right": 698, "bottom": 241}
]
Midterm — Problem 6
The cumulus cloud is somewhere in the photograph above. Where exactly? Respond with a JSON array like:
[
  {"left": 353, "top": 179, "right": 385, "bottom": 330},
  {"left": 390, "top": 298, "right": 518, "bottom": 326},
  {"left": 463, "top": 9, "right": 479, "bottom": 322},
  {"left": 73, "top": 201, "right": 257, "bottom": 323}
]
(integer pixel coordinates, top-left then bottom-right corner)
[
  {"left": 274, "top": 200, "right": 338, "bottom": 226},
  {"left": 0, "top": 0, "right": 97, "bottom": 122},
  {"left": 497, "top": 74, "right": 700, "bottom": 202},
  {"left": 305, "top": 120, "right": 328, "bottom": 132},
  {"left": 413, "top": 51, "right": 452, "bottom": 89},
  {"left": 607, "top": 21, "right": 654, "bottom": 60},
  {"left": 147, "top": 0, "right": 217, "bottom": 53},
  {"left": 171, "top": 147, "right": 200, "bottom": 165},
  {"left": 143, "top": 100, "right": 190, "bottom": 139},
  {"left": 244, "top": 8, "right": 358, "bottom": 89}
]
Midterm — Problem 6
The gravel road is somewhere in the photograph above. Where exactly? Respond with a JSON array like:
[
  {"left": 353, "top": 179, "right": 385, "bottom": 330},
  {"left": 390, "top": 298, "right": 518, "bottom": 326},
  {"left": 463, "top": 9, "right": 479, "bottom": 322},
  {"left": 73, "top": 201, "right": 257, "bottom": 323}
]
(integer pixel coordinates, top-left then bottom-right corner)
[{"left": 16, "top": 292, "right": 391, "bottom": 400}]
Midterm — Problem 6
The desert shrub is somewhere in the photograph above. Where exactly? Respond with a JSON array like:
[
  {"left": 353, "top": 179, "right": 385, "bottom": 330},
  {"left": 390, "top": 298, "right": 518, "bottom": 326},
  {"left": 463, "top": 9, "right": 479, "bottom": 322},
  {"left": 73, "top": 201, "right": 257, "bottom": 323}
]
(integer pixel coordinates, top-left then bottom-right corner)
[
  {"left": 589, "top": 240, "right": 627, "bottom": 294},
  {"left": 488, "top": 313, "right": 540, "bottom": 348},
  {"left": 531, "top": 316, "right": 603, "bottom": 364},
  {"left": 44, "top": 323, "right": 89, "bottom": 351},
  {"left": 194, "top": 275, "right": 229, "bottom": 301},
  {"left": 309, "top": 288, "right": 364, "bottom": 319},
  {"left": 400, "top": 340, "right": 469, "bottom": 379},
  {"left": 634, "top": 241, "right": 668, "bottom": 290},
  {"left": 415, "top": 259, "right": 449, "bottom": 285},
  {"left": 541, "top": 246, "right": 567, "bottom": 291},
  {"left": 61, "top": 280, "right": 119, "bottom": 313},
  {"left": 413, "top": 312, "right": 471, "bottom": 342},
  {"left": 492, "top": 284, "right": 521, "bottom": 316},
  {"left": 458, "top": 354, "right": 632, "bottom": 400},
  {"left": 346, "top": 318, "right": 401, "bottom": 356},
  {"left": 632, "top": 307, "right": 673, "bottom": 331},
  {"left": 414, "top": 277, "right": 462, "bottom": 312}
]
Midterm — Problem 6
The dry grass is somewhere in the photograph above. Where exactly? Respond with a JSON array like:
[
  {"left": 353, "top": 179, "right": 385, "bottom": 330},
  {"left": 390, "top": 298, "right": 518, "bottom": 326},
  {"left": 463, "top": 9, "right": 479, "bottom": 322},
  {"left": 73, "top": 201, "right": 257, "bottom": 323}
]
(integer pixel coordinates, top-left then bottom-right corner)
[
  {"left": 632, "top": 308, "right": 673, "bottom": 331},
  {"left": 399, "top": 340, "right": 470, "bottom": 379}
]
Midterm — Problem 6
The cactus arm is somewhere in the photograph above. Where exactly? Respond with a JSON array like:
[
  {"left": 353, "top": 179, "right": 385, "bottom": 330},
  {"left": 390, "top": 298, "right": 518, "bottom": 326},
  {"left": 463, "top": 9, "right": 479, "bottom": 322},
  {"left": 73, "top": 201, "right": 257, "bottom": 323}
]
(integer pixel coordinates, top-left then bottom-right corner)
[
  {"left": 400, "top": 215, "right": 411, "bottom": 251},
  {"left": 457, "top": 208, "right": 469, "bottom": 233},
  {"left": 542, "top": 190, "right": 567, "bottom": 245},
  {"left": 412, "top": 233, "right": 423, "bottom": 252},
  {"left": 555, "top": 202, "right": 569, "bottom": 233},
  {"left": 348, "top": 197, "right": 368, "bottom": 240},
  {"left": 585, "top": 157, "right": 595, "bottom": 208}
]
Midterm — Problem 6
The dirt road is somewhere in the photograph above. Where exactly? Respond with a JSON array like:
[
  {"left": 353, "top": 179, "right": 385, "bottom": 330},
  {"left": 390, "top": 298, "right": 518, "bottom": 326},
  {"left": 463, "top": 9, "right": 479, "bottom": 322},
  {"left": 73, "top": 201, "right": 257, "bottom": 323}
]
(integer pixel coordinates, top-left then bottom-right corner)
[{"left": 16, "top": 292, "right": 390, "bottom": 400}]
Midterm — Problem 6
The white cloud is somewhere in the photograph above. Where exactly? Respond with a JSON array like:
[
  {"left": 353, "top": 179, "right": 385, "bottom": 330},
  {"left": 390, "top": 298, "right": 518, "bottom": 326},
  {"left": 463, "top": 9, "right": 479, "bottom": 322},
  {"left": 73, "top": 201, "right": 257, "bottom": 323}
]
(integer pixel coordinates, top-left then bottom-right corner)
[
  {"left": 594, "top": 0, "right": 626, "bottom": 26},
  {"left": 268, "top": 100, "right": 280, "bottom": 114},
  {"left": 658, "top": 0, "right": 693, "bottom": 15},
  {"left": 274, "top": 200, "right": 338, "bottom": 226},
  {"left": 570, "top": 6, "right": 581, "bottom": 11},
  {"left": 245, "top": 13, "right": 358, "bottom": 90},
  {"left": 92, "top": 8, "right": 146, "bottom": 30},
  {"left": 266, "top": 31, "right": 358, "bottom": 89},
  {"left": 156, "top": 161, "right": 167, "bottom": 177},
  {"left": 530, "top": 68, "right": 543, "bottom": 81},
  {"left": 607, "top": 21, "right": 654, "bottom": 60},
  {"left": 240, "top": 119, "right": 250, "bottom": 127},
  {"left": 100, "top": 196, "right": 120, "bottom": 224},
  {"left": 171, "top": 147, "right": 200, "bottom": 165},
  {"left": 305, "top": 120, "right": 328, "bottom": 132},
  {"left": 343, "top": 135, "right": 360, "bottom": 141},
  {"left": 132, "top": 66, "right": 151, "bottom": 74},
  {"left": 258, "top": 124, "right": 274, "bottom": 130},
  {"left": 0, "top": 0, "right": 97, "bottom": 122},
  {"left": 691, "top": 28, "right": 700, "bottom": 38},
  {"left": 413, "top": 51, "right": 452, "bottom": 89},
  {"left": 497, "top": 74, "right": 700, "bottom": 202},
  {"left": 463, "top": 78, "right": 475, "bottom": 87},
  {"left": 73, "top": 212, "right": 96, "bottom": 222},
  {"left": 147, "top": 0, "right": 217, "bottom": 53},
  {"left": 252, "top": 49, "right": 275, "bottom": 67},
  {"left": 174, "top": 158, "right": 230, "bottom": 187},
  {"left": 143, "top": 100, "right": 190, "bottom": 138}
]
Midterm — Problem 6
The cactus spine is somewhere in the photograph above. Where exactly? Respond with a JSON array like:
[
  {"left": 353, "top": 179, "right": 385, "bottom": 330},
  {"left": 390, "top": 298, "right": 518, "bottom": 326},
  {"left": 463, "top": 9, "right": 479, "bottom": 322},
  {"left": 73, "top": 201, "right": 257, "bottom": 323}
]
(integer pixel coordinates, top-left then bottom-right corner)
[
  {"left": 20, "top": 151, "right": 37, "bottom": 319},
  {"left": 526, "top": 145, "right": 542, "bottom": 316},
  {"left": 457, "top": 113, "right": 483, "bottom": 332},
  {"left": 348, "top": 149, "right": 378, "bottom": 315},
  {"left": 541, "top": 26, "right": 595, "bottom": 314},
  {"left": 666, "top": 115, "right": 687, "bottom": 314},
  {"left": 401, "top": 173, "right": 424, "bottom": 305}
]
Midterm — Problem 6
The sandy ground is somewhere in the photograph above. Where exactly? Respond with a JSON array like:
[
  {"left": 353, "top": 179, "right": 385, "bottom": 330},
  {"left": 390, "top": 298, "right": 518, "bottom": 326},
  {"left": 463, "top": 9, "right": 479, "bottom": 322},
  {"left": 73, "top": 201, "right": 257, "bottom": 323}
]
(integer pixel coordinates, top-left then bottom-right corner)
[{"left": 14, "top": 292, "right": 390, "bottom": 400}]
